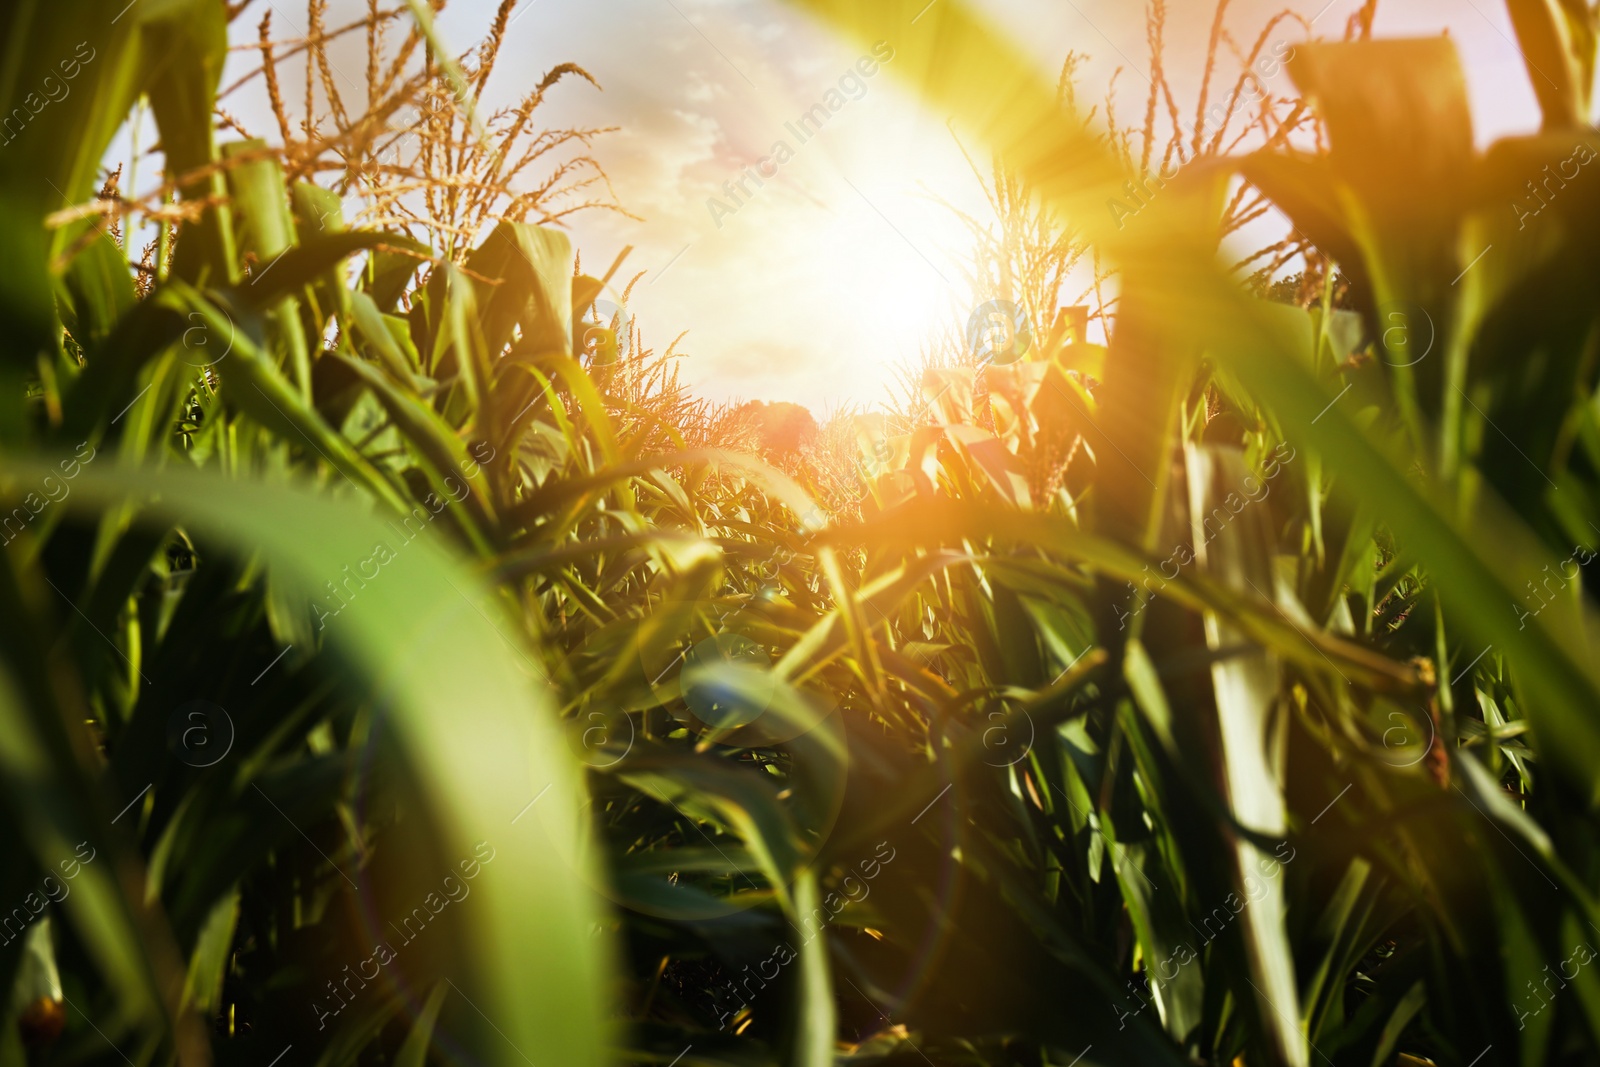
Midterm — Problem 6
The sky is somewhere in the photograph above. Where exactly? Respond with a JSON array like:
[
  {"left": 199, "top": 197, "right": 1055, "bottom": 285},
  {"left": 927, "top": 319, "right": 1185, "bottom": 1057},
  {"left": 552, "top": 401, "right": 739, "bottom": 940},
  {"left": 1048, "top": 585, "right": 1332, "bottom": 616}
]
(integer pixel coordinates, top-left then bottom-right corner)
[{"left": 191, "top": 0, "right": 1551, "bottom": 412}]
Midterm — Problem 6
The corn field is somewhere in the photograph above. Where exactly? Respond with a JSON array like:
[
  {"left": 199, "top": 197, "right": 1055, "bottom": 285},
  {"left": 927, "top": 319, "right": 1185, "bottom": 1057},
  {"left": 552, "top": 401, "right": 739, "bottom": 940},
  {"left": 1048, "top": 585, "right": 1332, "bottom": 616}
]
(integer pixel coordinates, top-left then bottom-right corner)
[{"left": 1, "top": 0, "right": 1598, "bottom": 1065}]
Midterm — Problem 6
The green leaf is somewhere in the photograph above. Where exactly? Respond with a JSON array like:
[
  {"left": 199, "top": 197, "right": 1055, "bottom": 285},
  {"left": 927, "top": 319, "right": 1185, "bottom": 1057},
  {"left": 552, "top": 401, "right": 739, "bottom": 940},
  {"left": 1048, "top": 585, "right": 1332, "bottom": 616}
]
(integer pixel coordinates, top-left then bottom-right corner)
[
  {"left": 170, "top": 286, "right": 408, "bottom": 514},
  {"left": 395, "top": 981, "right": 449, "bottom": 1067},
  {"left": 1367, "top": 980, "right": 1426, "bottom": 1067},
  {"left": 1285, "top": 39, "right": 1474, "bottom": 456},
  {"left": 468, "top": 222, "right": 574, "bottom": 362},
  {"left": 144, "top": 0, "right": 235, "bottom": 286},
  {"left": 238, "top": 231, "right": 432, "bottom": 311},
  {"left": 180, "top": 888, "right": 238, "bottom": 1014},
  {"left": 8, "top": 456, "right": 613, "bottom": 1067},
  {"left": 1185, "top": 444, "right": 1304, "bottom": 1067},
  {"left": 785, "top": 870, "right": 835, "bottom": 1067},
  {"left": 1206, "top": 285, "right": 1600, "bottom": 801},
  {"left": 1505, "top": 0, "right": 1598, "bottom": 130},
  {"left": 619, "top": 749, "right": 802, "bottom": 915},
  {"left": 58, "top": 231, "right": 138, "bottom": 357}
]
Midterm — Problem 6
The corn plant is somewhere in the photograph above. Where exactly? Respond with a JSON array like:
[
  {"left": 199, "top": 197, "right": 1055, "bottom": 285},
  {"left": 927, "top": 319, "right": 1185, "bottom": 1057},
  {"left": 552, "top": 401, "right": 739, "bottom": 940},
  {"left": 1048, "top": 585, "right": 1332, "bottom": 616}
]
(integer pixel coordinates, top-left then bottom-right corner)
[{"left": 4, "top": 1, "right": 1600, "bottom": 1067}]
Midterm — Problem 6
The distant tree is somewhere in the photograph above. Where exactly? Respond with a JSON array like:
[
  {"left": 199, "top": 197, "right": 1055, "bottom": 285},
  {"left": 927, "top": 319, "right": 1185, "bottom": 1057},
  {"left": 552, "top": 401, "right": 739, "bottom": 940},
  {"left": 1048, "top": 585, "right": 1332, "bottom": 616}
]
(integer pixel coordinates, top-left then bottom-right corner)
[{"left": 730, "top": 400, "right": 819, "bottom": 456}]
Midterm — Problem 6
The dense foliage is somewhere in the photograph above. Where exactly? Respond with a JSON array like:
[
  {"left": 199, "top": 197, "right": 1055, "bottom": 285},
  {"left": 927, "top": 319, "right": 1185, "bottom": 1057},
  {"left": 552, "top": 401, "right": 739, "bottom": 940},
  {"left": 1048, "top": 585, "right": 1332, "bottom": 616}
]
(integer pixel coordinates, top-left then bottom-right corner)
[{"left": 3, "top": 1, "right": 1600, "bottom": 1066}]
